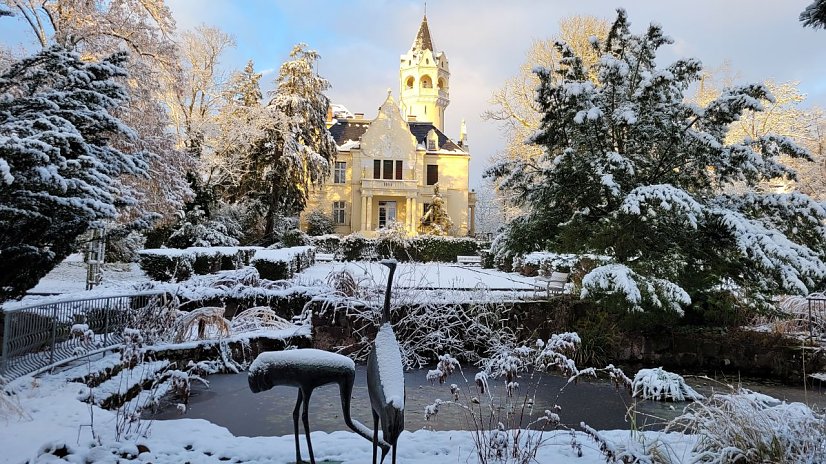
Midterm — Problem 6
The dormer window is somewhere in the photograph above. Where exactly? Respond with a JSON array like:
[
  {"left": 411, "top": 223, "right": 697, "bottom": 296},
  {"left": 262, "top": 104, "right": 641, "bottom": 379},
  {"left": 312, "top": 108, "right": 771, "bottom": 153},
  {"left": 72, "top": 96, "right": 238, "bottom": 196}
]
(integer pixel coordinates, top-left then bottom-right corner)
[{"left": 426, "top": 129, "right": 439, "bottom": 151}]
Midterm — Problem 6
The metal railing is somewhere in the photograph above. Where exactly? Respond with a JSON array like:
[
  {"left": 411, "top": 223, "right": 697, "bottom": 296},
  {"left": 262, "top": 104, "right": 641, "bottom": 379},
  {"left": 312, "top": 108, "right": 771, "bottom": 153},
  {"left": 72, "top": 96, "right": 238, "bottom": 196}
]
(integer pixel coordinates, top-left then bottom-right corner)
[
  {"left": 808, "top": 293, "right": 826, "bottom": 341},
  {"left": 0, "top": 292, "right": 166, "bottom": 380}
]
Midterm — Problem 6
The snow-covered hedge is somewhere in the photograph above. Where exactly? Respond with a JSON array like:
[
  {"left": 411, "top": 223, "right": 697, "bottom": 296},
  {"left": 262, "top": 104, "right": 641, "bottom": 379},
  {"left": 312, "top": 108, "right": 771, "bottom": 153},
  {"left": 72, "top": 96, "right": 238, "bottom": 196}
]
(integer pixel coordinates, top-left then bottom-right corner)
[
  {"left": 251, "top": 246, "right": 316, "bottom": 281},
  {"left": 308, "top": 234, "right": 341, "bottom": 253},
  {"left": 139, "top": 247, "right": 262, "bottom": 282},
  {"left": 324, "top": 233, "right": 480, "bottom": 262}
]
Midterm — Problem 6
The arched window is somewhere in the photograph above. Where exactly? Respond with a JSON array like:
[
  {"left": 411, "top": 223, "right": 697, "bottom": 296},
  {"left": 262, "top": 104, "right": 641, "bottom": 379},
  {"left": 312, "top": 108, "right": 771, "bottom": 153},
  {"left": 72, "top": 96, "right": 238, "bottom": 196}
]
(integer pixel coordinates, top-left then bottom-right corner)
[
  {"left": 406, "top": 76, "right": 415, "bottom": 89},
  {"left": 421, "top": 75, "right": 433, "bottom": 89},
  {"left": 437, "top": 77, "right": 446, "bottom": 90}
]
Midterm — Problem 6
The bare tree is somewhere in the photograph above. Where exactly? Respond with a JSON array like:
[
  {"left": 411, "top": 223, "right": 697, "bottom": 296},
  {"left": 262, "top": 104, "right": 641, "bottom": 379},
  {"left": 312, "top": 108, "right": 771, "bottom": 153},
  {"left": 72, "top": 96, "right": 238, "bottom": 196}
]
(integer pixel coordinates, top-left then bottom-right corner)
[{"left": 161, "top": 24, "right": 236, "bottom": 158}]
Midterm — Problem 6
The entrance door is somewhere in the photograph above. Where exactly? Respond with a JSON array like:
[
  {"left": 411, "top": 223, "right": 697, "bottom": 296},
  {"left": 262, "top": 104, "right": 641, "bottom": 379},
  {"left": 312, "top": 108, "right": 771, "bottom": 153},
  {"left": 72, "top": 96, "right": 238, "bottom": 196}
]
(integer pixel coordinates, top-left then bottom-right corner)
[{"left": 378, "top": 201, "right": 397, "bottom": 229}]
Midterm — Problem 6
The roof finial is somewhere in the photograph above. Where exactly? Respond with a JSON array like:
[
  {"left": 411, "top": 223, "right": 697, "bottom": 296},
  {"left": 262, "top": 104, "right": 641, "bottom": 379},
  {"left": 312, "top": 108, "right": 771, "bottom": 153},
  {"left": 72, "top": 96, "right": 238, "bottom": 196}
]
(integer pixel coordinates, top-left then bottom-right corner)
[{"left": 424, "top": 0, "right": 427, "bottom": 17}]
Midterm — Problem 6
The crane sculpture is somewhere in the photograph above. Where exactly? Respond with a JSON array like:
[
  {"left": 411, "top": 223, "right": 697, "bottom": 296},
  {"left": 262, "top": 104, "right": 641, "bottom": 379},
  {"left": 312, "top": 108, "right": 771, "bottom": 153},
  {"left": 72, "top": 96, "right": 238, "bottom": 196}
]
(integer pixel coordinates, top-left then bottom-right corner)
[
  {"left": 367, "top": 259, "right": 406, "bottom": 464},
  {"left": 248, "top": 348, "right": 390, "bottom": 464}
]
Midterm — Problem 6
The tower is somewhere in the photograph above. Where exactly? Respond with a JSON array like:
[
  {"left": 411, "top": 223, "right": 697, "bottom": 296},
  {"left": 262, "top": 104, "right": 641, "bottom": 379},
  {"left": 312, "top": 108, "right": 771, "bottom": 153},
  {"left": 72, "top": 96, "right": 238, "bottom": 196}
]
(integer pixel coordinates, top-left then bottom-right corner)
[{"left": 399, "top": 15, "right": 450, "bottom": 132}]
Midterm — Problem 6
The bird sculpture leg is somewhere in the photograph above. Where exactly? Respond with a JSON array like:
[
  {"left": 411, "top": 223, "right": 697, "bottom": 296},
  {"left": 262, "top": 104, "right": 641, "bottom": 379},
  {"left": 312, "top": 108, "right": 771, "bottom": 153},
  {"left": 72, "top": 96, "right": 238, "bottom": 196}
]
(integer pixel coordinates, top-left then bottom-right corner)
[
  {"left": 292, "top": 390, "right": 303, "bottom": 464},
  {"left": 302, "top": 389, "right": 315, "bottom": 464},
  {"left": 372, "top": 409, "right": 380, "bottom": 464},
  {"left": 392, "top": 443, "right": 397, "bottom": 464}
]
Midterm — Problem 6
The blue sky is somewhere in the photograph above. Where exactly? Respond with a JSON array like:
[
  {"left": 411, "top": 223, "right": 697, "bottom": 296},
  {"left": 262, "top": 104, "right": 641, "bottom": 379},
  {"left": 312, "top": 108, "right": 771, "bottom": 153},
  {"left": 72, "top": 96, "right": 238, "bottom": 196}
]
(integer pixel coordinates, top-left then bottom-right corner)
[{"left": 3, "top": 1, "right": 825, "bottom": 188}]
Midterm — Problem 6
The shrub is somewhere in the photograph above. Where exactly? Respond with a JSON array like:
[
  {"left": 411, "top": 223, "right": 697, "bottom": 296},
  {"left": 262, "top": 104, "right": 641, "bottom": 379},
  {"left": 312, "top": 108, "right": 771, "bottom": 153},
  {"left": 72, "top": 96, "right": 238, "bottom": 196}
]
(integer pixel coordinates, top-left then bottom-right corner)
[
  {"left": 138, "top": 247, "right": 262, "bottom": 282},
  {"left": 305, "top": 209, "right": 335, "bottom": 236},
  {"left": 339, "top": 233, "right": 375, "bottom": 261},
  {"left": 251, "top": 246, "right": 316, "bottom": 280},
  {"left": 308, "top": 234, "right": 341, "bottom": 254},
  {"left": 105, "top": 231, "right": 146, "bottom": 263},
  {"left": 280, "top": 228, "right": 310, "bottom": 247},
  {"left": 167, "top": 207, "right": 240, "bottom": 248},
  {"left": 407, "top": 235, "right": 479, "bottom": 262}
]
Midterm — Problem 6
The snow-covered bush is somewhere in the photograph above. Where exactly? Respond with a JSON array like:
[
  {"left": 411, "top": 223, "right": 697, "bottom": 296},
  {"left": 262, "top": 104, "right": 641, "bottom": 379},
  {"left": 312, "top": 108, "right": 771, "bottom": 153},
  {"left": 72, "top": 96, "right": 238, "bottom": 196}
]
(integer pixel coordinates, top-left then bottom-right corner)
[
  {"left": 305, "top": 209, "right": 335, "bottom": 236},
  {"left": 488, "top": 9, "right": 826, "bottom": 315},
  {"left": 138, "top": 246, "right": 260, "bottom": 282},
  {"left": 332, "top": 233, "right": 479, "bottom": 262},
  {"left": 106, "top": 231, "right": 147, "bottom": 263},
  {"left": 339, "top": 233, "right": 375, "bottom": 261},
  {"left": 173, "top": 307, "right": 231, "bottom": 342},
  {"left": 309, "top": 234, "right": 341, "bottom": 254},
  {"left": 167, "top": 207, "right": 240, "bottom": 249},
  {"left": 669, "top": 389, "right": 826, "bottom": 463},
  {"left": 631, "top": 367, "right": 703, "bottom": 402},
  {"left": 251, "top": 246, "right": 316, "bottom": 280}
]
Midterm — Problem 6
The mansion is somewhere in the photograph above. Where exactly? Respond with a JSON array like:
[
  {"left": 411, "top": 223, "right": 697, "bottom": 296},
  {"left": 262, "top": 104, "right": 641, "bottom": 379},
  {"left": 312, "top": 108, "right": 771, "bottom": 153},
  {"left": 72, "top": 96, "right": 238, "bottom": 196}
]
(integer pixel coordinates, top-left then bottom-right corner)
[{"left": 302, "top": 15, "right": 476, "bottom": 237}]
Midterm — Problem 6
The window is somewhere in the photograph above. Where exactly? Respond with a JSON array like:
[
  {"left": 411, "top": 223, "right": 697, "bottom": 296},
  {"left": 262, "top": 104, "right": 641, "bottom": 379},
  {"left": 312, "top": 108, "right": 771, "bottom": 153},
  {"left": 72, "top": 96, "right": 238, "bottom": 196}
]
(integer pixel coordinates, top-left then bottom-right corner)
[
  {"left": 334, "top": 161, "right": 346, "bottom": 183},
  {"left": 421, "top": 75, "right": 432, "bottom": 88},
  {"left": 406, "top": 76, "right": 415, "bottom": 89},
  {"left": 426, "top": 164, "right": 439, "bottom": 185},
  {"left": 383, "top": 160, "right": 394, "bottom": 180},
  {"left": 332, "top": 201, "right": 346, "bottom": 225},
  {"left": 427, "top": 138, "right": 437, "bottom": 151},
  {"left": 373, "top": 160, "right": 404, "bottom": 180}
]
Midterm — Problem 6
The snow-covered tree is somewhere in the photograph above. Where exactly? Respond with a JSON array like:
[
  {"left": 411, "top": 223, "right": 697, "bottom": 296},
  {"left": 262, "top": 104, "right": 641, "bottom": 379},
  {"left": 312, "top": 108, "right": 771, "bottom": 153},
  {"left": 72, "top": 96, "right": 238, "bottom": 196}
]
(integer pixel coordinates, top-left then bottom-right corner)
[
  {"left": 488, "top": 9, "right": 826, "bottom": 314},
  {"left": 305, "top": 209, "right": 335, "bottom": 236},
  {"left": 0, "top": 46, "right": 147, "bottom": 301},
  {"left": 419, "top": 184, "right": 453, "bottom": 236},
  {"left": 240, "top": 44, "right": 336, "bottom": 240},
  {"left": 801, "top": 0, "right": 826, "bottom": 29},
  {"left": 208, "top": 59, "right": 264, "bottom": 201}
]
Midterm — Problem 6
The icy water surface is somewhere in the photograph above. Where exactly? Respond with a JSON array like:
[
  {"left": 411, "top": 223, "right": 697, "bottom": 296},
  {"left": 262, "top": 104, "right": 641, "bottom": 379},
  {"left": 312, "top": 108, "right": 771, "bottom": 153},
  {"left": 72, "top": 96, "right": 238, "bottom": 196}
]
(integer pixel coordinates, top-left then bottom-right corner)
[{"left": 149, "top": 366, "right": 825, "bottom": 437}]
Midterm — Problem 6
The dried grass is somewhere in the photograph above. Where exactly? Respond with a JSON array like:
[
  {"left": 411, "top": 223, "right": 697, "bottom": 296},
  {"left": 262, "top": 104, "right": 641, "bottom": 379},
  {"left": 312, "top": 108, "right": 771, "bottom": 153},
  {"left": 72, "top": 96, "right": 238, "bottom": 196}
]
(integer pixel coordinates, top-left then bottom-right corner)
[
  {"left": 174, "top": 307, "right": 231, "bottom": 342},
  {"left": 230, "top": 306, "right": 295, "bottom": 333}
]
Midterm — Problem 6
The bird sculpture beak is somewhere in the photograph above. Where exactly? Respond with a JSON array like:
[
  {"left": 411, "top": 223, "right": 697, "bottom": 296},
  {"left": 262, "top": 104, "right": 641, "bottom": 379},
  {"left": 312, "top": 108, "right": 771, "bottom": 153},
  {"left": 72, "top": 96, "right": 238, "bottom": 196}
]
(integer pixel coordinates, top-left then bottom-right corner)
[{"left": 380, "top": 259, "right": 397, "bottom": 270}]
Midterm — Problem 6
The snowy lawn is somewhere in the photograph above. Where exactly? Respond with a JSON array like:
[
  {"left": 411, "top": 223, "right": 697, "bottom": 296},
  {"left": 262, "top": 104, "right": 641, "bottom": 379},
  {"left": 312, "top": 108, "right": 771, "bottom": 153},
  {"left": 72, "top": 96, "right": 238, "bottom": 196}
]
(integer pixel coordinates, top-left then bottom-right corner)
[
  {"left": 296, "top": 261, "right": 541, "bottom": 292},
  {"left": 0, "top": 367, "right": 697, "bottom": 463}
]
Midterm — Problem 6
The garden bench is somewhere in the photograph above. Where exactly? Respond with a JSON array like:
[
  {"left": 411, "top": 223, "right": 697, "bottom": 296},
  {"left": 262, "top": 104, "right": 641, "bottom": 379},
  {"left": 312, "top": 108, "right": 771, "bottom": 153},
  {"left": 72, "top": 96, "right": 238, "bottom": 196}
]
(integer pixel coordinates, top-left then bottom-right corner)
[
  {"left": 315, "top": 253, "right": 335, "bottom": 263},
  {"left": 534, "top": 271, "right": 569, "bottom": 298},
  {"left": 456, "top": 255, "right": 482, "bottom": 266}
]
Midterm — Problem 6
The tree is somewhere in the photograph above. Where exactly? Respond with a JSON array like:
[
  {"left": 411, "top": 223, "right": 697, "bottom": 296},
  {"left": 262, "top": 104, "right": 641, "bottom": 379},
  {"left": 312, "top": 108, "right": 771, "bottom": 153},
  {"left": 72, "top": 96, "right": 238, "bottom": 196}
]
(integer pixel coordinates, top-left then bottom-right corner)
[
  {"left": 162, "top": 24, "right": 235, "bottom": 158},
  {"left": 489, "top": 9, "right": 826, "bottom": 314},
  {"left": 3, "top": 0, "right": 192, "bottom": 225},
  {"left": 0, "top": 46, "right": 147, "bottom": 302},
  {"left": 240, "top": 44, "right": 336, "bottom": 240},
  {"left": 209, "top": 59, "right": 264, "bottom": 200},
  {"left": 801, "top": 0, "right": 826, "bottom": 29},
  {"left": 419, "top": 184, "right": 453, "bottom": 236}
]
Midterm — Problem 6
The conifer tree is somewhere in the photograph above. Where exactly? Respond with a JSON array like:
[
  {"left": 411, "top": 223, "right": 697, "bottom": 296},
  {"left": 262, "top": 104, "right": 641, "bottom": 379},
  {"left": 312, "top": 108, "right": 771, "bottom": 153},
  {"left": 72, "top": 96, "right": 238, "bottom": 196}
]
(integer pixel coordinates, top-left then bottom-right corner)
[
  {"left": 0, "top": 46, "right": 147, "bottom": 301},
  {"left": 240, "top": 44, "right": 336, "bottom": 240},
  {"left": 801, "top": 0, "right": 826, "bottom": 29},
  {"left": 489, "top": 9, "right": 826, "bottom": 314}
]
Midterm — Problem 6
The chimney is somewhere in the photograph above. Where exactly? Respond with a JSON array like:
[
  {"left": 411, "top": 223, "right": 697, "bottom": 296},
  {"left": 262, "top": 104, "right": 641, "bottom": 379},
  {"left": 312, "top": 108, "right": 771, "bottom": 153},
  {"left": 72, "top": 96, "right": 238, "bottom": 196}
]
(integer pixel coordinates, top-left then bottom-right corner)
[
  {"left": 354, "top": 113, "right": 365, "bottom": 120},
  {"left": 407, "top": 115, "right": 417, "bottom": 122}
]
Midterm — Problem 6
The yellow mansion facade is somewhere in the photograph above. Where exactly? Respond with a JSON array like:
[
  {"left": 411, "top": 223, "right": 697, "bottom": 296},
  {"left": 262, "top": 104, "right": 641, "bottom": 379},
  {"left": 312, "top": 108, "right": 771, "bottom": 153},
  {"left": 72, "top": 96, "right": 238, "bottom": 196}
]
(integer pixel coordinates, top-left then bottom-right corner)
[{"left": 302, "top": 16, "right": 476, "bottom": 237}]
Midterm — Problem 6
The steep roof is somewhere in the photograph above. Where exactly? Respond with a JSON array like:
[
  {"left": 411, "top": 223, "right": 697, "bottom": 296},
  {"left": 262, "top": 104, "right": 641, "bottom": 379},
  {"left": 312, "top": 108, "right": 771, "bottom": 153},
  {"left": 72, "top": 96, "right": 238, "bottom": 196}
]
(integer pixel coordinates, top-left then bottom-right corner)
[
  {"left": 411, "top": 15, "right": 434, "bottom": 53},
  {"left": 328, "top": 119, "right": 465, "bottom": 154}
]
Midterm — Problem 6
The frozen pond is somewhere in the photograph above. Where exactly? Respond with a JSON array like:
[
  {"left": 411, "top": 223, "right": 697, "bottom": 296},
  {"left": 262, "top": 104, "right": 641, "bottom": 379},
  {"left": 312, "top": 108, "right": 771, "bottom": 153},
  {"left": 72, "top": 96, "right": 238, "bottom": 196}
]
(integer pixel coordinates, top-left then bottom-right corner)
[{"left": 149, "top": 365, "right": 826, "bottom": 437}]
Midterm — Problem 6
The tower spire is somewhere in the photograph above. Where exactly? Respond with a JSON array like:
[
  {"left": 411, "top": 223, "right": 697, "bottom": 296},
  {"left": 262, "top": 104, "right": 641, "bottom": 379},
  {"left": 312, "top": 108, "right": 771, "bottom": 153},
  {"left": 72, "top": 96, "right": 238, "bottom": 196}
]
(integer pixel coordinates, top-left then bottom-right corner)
[{"left": 411, "top": 14, "right": 434, "bottom": 53}]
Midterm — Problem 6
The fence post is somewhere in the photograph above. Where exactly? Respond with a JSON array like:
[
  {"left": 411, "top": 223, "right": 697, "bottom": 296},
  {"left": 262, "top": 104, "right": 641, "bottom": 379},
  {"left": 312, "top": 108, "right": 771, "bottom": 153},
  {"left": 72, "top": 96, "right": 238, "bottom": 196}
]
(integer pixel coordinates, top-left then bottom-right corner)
[
  {"left": 810, "top": 298, "right": 815, "bottom": 342},
  {"left": 49, "top": 305, "right": 58, "bottom": 368},
  {"left": 1, "top": 310, "right": 10, "bottom": 377},
  {"left": 103, "top": 300, "right": 110, "bottom": 347}
]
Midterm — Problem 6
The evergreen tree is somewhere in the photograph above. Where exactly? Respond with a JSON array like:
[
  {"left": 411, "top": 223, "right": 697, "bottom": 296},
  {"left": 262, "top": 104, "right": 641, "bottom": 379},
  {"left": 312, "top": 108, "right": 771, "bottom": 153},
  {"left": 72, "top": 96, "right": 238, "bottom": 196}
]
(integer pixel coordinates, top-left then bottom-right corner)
[
  {"left": 489, "top": 9, "right": 826, "bottom": 314},
  {"left": 0, "top": 46, "right": 147, "bottom": 301},
  {"left": 801, "top": 0, "right": 826, "bottom": 29},
  {"left": 240, "top": 44, "right": 336, "bottom": 241},
  {"left": 419, "top": 184, "right": 454, "bottom": 236}
]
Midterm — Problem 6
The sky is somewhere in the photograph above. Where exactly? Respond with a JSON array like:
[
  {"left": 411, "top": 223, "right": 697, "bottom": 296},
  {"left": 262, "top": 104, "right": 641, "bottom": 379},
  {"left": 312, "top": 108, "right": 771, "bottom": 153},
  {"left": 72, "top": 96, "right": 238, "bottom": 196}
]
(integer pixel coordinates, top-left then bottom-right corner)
[{"left": 2, "top": 0, "right": 825, "bottom": 188}]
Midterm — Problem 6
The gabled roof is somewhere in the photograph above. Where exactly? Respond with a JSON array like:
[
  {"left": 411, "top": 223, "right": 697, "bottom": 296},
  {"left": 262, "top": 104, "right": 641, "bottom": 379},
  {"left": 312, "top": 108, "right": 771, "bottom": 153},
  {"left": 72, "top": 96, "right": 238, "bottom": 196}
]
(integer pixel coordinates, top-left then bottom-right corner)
[
  {"left": 411, "top": 15, "right": 434, "bottom": 53},
  {"left": 328, "top": 119, "right": 465, "bottom": 154},
  {"left": 408, "top": 122, "right": 462, "bottom": 152}
]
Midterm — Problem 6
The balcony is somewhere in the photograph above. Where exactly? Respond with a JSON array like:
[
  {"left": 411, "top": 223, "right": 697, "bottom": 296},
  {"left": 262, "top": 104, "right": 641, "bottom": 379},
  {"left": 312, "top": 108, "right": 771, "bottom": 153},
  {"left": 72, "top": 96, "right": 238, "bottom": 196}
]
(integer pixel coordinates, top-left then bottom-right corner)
[{"left": 361, "top": 178, "right": 418, "bottom": 193}]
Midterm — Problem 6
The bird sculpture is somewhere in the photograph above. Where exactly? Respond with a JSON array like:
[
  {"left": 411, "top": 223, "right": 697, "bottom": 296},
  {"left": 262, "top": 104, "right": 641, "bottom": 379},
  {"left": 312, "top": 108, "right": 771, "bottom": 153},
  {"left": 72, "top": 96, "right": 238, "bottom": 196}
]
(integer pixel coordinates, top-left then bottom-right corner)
[
  {"left": 248, "top": 348, "right": 389, "bottom": 464},
  {"left": 367, "top": 259, "right": 406, "bottom": 463}
]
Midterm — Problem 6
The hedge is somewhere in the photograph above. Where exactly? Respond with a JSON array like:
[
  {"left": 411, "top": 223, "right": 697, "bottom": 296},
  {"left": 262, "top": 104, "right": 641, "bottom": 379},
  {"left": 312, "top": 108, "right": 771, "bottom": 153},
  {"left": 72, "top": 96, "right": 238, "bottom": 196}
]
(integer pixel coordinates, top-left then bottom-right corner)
[
  {"left": 321, "top": 234, "right": 479, "bottom": 263},
  {"left": 139, "top": 246, "right": 262, "bottom": 282},
  {"left": 251, "top": 246, "right": 316, "bottom": 280}
]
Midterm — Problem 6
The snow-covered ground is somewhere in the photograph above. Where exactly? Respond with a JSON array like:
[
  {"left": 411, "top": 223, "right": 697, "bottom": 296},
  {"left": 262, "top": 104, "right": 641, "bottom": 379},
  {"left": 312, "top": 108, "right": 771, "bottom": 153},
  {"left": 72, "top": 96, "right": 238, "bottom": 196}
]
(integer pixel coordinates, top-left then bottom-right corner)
[
  {"left": 297, "top": 261, "right": 540, "bottom": 291},
  {"left": 0, "top": 367, "right": 696, "bottom": 463}
]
